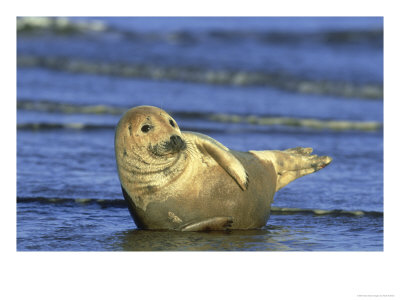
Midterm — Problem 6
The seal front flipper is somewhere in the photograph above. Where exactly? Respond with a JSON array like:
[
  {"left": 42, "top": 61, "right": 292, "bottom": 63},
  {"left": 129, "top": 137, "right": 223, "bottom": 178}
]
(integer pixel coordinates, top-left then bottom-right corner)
[
  {"left": 179, "top": 217, "right": 233, "bottom": 231},
  {"left": 183, "top": 131, "right": 249, "bottom": 190}
]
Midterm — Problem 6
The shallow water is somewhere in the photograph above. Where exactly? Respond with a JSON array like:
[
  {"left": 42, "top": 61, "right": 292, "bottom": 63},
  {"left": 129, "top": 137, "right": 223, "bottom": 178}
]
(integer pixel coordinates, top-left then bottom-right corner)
[
  {"left": 16, "top": 17, "right": 383, "bottom": 251},
  {"left": 17, "top": 201, "right": 383, "bottom": 251}
]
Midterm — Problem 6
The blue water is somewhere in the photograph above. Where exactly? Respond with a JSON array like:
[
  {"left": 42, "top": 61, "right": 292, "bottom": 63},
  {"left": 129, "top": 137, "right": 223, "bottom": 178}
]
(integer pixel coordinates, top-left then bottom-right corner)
[{"left": 16, "top": 17, "right": 383, "bottom": 251}]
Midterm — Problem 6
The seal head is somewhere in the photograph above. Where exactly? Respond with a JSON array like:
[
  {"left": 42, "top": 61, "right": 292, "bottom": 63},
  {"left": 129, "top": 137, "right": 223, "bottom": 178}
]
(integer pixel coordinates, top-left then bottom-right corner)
[{"left": 115, "top": 105, "right": 185, "bottom": 164}]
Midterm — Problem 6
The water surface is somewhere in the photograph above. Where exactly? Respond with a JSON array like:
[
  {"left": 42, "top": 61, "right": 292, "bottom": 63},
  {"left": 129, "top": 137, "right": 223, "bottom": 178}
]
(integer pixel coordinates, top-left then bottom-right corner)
[{"left": 17, "top": 17, "right": 383, "bottom": 251}]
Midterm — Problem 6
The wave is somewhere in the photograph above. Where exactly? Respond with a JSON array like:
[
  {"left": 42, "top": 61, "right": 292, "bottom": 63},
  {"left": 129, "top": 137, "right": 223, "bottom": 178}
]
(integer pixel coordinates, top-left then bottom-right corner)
[
  {"left": 17, "top": 17, "right": 107, "bottom": 34},
  {"left": 208, "top": 114, "right": 382, "bottom": 131},
  {"left": 17, "top": 123, "right": 115, "bottom": 130},
  {"left": 207, "top": 29, "right": 383, "bottom": 47},
  {"left": 17, "top": 196, "right": 383, "bottom": 217},
  {"left": 17, "top": 196, "right": 127, "bottom": 207},
  {"left": 16, "top": 122, "right": 218, "bottom": 134},
  {"left": 17, "top": 100, "right": 126, "bottom": 115},
  {"left": 17, "top": 121, "right": 381, "bottom": 133},
  {"left": 17, "top": 100, "right": 382, "bottom": 132},
  {"left": 270, "top": 206, "right": 382, "bottom": 217},
  {"left": 17, "top": 17, "right": 382, "bottom": 48},
  {"left": 17, "top": 55, "right": 383, "bottom": 100}
]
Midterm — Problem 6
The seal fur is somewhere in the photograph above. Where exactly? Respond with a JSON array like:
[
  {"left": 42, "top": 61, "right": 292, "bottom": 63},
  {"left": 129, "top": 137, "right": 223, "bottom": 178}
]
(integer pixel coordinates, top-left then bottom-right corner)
[{"left": 115, "top": 106, "right": 332, "bottom": 231}]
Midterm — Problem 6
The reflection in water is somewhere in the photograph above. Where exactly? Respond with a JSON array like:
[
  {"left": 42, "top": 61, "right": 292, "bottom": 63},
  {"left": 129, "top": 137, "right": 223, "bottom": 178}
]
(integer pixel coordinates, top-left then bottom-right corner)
[{"left": 111, "top": 226, "right": 314, "bottom": 251}]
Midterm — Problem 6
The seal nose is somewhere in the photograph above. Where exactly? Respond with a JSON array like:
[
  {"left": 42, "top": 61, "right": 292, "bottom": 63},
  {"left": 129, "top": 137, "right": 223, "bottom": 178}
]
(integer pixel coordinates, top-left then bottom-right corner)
[
  {"left": 170, "top": 135, "right": 182, "bottom": 145},
  {"left": 169, "top": 135, "right": 185, "bottom": 150}
]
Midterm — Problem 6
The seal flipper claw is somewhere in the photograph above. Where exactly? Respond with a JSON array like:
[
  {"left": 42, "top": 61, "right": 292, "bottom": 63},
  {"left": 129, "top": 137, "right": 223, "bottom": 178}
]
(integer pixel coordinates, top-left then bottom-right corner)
[
  {"left": 180, "top": 217, "right": 233, "bottom": 231},
  {"left": 284, "top": 147, "right": 313, "bottom": 155},
  {"left": 244, "top": 171, "right": 249, "bottom": 189}
]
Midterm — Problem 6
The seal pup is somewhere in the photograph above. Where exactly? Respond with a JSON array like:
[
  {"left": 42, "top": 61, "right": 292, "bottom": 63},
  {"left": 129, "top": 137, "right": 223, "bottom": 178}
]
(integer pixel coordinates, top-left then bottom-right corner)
[{"left": 115, "top": 106, "right": 332, "bottom": 231}]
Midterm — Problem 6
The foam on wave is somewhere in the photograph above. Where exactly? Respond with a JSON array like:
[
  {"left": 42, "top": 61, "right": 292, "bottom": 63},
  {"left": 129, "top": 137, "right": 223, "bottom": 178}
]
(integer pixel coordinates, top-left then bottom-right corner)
[
  {"left": 17, "top": 100, "right": 382, "bottom": 132},
  {"left": 17, "top": 196, "right": 383, "bottom": 217},
  {"left": 17, "top": 55, "right": 383, "bottom": 99}
]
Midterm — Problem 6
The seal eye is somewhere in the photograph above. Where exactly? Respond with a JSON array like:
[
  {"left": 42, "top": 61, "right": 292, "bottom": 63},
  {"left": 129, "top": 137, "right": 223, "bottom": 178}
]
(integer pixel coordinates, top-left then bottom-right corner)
[
  {"left": 141, "top": 125, "right": 151, "bottom": 133},
  {"left": 169, "top": 119, "right": 175, "bottom": 127}
]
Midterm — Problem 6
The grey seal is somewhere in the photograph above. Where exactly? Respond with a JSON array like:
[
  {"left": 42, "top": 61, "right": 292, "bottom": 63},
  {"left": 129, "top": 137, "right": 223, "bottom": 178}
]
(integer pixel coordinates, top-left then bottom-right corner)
[{"left": 115, "top": 106, "right": 332, "bottom": 231}]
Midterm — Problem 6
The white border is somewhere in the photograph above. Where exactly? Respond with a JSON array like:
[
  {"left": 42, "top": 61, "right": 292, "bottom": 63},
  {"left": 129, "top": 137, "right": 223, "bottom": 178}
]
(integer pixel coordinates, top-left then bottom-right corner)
[{"left": 4, "top": 1, "right": 399, "bottom": 299}]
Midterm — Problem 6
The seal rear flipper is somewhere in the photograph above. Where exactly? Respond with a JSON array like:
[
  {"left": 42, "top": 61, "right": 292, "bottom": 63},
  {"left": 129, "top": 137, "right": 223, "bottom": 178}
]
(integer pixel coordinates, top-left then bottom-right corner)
[
  {"left": 250, "top": 148, "right": 332, "bottom": 192},
  {"left": 179, "top": 217, "right": 233, "bottom": 231},
  {"left": 183, "top": 131, "right": 249, "bottom": 190}
]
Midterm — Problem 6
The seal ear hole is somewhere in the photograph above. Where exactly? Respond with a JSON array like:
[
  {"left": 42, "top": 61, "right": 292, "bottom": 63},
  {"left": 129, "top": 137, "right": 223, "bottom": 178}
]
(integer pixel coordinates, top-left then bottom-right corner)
[
  {"left": 141, "top": 125, "right": 151, "bottom": 133},
  {"left": 169, "top": 119, "right": 175, "bottom": 127}
]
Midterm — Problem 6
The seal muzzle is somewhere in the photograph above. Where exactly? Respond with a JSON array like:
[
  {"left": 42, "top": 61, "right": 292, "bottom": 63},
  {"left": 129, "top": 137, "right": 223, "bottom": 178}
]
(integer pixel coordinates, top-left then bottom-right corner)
[{"left": 168, "top": 135, "right": 186, "bottom": 151}]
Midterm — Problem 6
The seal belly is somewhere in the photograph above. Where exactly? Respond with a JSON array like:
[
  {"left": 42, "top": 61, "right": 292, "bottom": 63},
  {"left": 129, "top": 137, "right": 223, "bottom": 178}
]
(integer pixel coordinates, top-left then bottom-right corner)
[
  {"left": 136, "top": 151, "right": 277, "bottom": 230},
  {"left": 228, "top": 150, "right": 277, "bottom": 228}
]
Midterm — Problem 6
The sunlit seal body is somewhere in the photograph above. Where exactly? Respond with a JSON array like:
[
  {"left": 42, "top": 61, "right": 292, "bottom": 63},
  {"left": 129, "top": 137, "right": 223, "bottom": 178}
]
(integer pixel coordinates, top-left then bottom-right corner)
[{"left": 115, "top": 106, "right": 332, "bottom": 231}]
